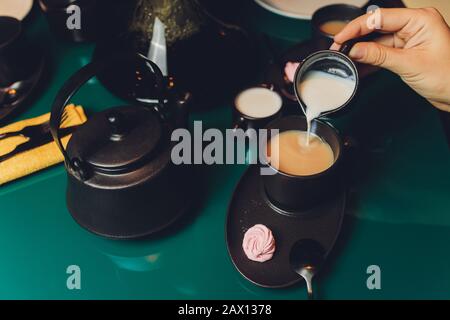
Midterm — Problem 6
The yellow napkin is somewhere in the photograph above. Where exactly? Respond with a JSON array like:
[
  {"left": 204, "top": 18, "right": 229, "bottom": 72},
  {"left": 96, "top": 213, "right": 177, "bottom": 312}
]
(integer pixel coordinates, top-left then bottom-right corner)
[{"left": 0, "top": 104, "right": 87, "bottom": 185}]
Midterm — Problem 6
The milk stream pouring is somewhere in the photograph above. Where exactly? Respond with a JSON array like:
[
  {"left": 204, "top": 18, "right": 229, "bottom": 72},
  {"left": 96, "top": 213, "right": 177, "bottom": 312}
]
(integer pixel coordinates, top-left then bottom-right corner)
[{"left": 297, "top": 70, "right": 356, "bottom": 145}]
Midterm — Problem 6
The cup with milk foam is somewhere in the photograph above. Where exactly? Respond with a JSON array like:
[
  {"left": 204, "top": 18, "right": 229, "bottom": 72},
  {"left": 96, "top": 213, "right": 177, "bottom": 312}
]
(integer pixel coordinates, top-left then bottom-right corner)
[{"left": 233, "top": 84, "right": 284, "bottom": 132}]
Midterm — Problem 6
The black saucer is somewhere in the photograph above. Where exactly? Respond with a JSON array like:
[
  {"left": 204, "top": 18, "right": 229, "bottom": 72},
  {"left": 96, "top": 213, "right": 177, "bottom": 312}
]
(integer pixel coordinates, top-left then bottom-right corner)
[
  {"left": 226, "top": 165, "right": 346, "bottom": 288},
  {"left": 0, "top": 51, "right": 45, "bottom": 124},
  {"left": 264, "top": 38, "right": 379, "bottom": 107}
]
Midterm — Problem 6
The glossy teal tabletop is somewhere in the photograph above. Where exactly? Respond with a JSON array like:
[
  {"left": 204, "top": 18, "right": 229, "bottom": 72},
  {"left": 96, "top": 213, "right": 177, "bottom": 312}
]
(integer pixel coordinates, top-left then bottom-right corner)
[{"left": 0, "top": 2, "right": 449, "bottom": 300}]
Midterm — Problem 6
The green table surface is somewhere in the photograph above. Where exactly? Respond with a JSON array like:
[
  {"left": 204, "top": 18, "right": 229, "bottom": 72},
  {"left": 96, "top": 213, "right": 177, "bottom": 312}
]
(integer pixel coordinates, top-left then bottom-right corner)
[{"left": 1, "top": 2, "right": 449, "bottom": 300}]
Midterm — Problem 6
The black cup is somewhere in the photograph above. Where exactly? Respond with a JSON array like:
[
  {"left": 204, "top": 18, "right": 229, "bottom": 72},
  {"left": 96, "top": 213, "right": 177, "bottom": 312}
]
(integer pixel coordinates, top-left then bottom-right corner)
[
  {"left": 311, "top": 4, "right": 364, "bottom": 50},
  {"left": 261, "top": 115, "right": 343, "bottom": 214},
  {"left": 232, "top": 84, "right": 283, "bottom": 132},
  {"left": 39, "top": 0, "right": 98, "bottom": 42},
  {"left": 0, "top": 16, "right": 29, "bottom": 87}
]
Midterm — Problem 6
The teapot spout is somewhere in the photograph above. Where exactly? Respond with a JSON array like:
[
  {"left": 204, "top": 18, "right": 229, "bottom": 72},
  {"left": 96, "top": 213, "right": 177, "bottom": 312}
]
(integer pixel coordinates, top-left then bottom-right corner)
[{"left": 147, "top": 17, "right": 168, "bottom": 77}]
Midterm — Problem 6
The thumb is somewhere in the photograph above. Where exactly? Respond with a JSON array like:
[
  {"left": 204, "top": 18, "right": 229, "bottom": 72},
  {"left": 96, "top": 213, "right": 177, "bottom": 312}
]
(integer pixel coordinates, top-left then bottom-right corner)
[{"left": 349, "top": 42, "right": 406, "bottom": 75}]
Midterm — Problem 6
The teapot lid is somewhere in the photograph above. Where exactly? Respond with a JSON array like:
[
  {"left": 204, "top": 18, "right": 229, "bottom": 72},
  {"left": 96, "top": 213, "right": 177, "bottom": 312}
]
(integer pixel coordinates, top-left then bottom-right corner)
[{"left": 67, "top": 105, "right": 162, "bottom": 173}]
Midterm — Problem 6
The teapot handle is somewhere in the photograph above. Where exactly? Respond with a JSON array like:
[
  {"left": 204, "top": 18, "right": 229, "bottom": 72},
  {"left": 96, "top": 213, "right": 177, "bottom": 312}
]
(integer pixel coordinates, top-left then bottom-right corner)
[{"left": 50, "top": 52, "right": 165, "bottom": 176}]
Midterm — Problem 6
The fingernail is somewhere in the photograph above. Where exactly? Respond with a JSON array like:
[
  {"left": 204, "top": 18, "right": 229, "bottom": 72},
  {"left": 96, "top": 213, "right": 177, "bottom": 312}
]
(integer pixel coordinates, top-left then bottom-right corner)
[
  {"left": 330, "top": 42, "right": 340, "bottom": 51},
  {"left": 349, "top": 46, "right": 364, "bottom": 60}
]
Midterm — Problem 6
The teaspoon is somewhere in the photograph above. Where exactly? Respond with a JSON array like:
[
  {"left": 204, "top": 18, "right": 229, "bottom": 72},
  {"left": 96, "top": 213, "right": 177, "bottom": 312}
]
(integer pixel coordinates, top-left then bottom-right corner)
[{"left": 289, "top": 239, "right": 326, "bottom": 300}]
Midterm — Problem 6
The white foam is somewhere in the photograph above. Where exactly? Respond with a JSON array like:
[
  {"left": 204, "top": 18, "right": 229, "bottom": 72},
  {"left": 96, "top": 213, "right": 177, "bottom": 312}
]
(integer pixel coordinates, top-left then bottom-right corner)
[{"left": 236, "top": 87, "right": 282, "bottom": 119}]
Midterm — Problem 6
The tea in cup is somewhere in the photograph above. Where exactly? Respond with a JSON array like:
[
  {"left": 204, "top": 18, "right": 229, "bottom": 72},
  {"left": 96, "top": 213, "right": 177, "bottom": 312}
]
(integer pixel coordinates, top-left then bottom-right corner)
[
  {"left": 267, "top": 130, "right": 335, "bottom": 176},
  {"left": 262, "top": 116, "right": 342, "bottom": 213},
  {"left": 311, "top": 4, "right": 364, "bottom": 49}
]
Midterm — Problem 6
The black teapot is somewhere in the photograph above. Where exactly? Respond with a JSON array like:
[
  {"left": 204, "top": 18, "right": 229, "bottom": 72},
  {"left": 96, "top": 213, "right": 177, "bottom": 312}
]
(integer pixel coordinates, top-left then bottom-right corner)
[{"left": 50, "top": 53, "right": 192, "bottom": 239}]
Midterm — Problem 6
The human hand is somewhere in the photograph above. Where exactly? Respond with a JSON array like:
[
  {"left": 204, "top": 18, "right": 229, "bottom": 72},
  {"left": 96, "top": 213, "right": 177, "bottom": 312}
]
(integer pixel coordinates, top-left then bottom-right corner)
[{"left": 331, "top": 7, "right": 450, "bottom": 112}]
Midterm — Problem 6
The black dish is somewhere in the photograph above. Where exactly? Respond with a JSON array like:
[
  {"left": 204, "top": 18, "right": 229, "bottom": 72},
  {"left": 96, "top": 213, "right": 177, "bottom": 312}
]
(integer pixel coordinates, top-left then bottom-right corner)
[
  {"left": 0, "top": 16, "right": 46, "bottom": 123},
  {"left": 226, "top": 165, "right": 346, "bottom": 288},
  {"left": 0, "top": 16, "right": 24, "bottom": 86},
  {"left": 0, "top": 50, "right": 45, "bottom": 124}
]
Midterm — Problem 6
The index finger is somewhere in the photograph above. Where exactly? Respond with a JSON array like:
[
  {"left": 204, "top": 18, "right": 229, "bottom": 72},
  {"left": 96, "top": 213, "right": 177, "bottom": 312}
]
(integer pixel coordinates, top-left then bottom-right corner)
[{"left": 333, "top": 7, "right": 417, "bottom": 44}]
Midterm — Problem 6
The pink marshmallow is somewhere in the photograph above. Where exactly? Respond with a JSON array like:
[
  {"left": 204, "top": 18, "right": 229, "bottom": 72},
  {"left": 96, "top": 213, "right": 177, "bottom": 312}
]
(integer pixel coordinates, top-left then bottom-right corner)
[
  {"left": 242, "top": 224, "right": 276, "bottom": 263},
  {"left": 284, "top": 62, "right": 300, "bottom": 83}
]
